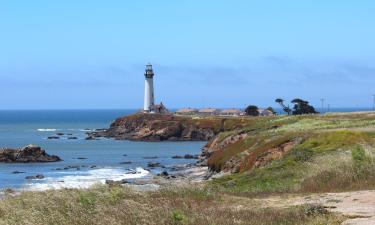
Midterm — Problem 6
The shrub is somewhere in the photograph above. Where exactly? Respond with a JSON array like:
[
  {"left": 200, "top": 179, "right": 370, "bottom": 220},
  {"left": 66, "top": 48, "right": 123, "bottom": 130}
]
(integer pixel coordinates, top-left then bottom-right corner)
[
  {"left": 79, "top": 192, "right": 97, "bottom": 211},
  {"left": 352, "top": 146, "right": 372, "bottom": 176},
  {"left": 170, "top": 210, "right": 188, "bottom": 225}
]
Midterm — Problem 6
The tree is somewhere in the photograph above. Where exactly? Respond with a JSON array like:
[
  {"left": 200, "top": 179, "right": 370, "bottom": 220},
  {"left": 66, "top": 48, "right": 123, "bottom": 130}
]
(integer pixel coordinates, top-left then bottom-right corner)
[
  {"left": 291, "top": 98, "right": 317, "bottom": 115},
  {"left": 275, "top": 98, "right": 291, "bottom": 115},
  {"left": 245, "top": 105, "right": 259, "bottom": 116}
]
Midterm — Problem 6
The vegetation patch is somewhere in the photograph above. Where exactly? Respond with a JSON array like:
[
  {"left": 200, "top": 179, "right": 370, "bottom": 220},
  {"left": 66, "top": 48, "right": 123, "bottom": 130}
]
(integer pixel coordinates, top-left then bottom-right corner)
[
  {"left": 208, "top": 136, "right": 256, "bottom": 172},
  {"left": 0, "top": 186, "right": 344, "bottom": 225},
  {"left": 211, "top": 129, "right": 375, "bottom": 194}
]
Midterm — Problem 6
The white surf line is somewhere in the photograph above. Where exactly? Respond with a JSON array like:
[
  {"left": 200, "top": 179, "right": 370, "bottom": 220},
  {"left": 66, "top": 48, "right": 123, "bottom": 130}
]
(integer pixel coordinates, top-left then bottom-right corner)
[
  {"left": 23, "top": 167, "right": 150, "bottom": 191},
  {"left": 37, "top": 128, "right": 57, "bottom": 132}
]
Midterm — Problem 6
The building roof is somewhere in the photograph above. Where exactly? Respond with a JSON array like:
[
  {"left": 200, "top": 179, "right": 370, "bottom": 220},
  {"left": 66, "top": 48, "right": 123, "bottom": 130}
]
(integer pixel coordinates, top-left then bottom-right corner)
[
  {"left": 258, "top": 109, "right": 273, "bottom": 115},
  {"left": 221, "top": 109, "right": 242, "bottom": 114},
  {"left": 152, "top": 102, "right": 169, "bottom": 113},
  {"left": 198, "top": 108, "right": 219, "bottom": 113},
  {"left": 176, "top": 108, "right": 198, "bottom": 113}
]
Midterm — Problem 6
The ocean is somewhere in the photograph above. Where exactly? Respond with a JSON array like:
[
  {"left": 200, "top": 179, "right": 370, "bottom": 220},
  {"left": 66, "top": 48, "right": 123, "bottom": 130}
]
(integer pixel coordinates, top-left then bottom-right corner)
[{"left": 0, "top": 110, "right": 206, "bottom": 191}]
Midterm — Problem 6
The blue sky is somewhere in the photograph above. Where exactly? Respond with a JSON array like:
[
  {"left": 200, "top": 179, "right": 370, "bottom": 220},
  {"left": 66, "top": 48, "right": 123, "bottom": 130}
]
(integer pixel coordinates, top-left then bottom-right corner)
[{"left": 1, "top": 0, "right": 374, "bottom": 109}]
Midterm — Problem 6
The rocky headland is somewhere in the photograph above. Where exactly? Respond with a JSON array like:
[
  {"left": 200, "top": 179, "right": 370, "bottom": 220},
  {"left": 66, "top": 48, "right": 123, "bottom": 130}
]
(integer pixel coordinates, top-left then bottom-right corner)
[
  {"left": 0, "top": 145, "right": 61, "bottom": 163},
  {"left": 85, "top": 113, "right": 270, "bottom": 180},
  {"left": 86, "top": 113, "right": 231, "bottom": 141},
  {"left": 87, "top": 112, "right": 375, "bottom": 183}
]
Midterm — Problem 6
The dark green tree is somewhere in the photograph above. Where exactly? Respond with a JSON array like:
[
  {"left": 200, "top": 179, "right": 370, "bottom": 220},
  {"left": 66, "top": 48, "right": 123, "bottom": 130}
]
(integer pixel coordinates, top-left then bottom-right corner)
[
  {"left": 245, "top": 105, "right": 259, "bottom": 116},
  {"left": 291, "top": 98, "right": 317, "bottom": 115}
]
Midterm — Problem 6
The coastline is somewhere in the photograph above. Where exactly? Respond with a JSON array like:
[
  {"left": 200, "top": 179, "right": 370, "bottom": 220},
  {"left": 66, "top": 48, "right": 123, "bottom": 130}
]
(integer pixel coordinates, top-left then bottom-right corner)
[{"left": 0, "top": 163, "right": 211, "bottom": 194}]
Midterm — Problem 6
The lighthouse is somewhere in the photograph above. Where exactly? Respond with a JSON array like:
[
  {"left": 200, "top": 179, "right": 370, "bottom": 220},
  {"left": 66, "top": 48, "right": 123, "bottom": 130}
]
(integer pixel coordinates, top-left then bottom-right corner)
[{"left": 143, "top": 63, "right": 155, "bottom": 113}]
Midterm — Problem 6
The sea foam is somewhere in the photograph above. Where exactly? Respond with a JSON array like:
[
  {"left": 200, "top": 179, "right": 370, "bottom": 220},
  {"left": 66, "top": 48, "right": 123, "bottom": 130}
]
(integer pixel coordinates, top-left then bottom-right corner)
[
  {"left": 24, "top": 167, "right": 150, "bottom": 191},
  {"left": 37, "top": 128, "right": 57, "bottom": 132}
]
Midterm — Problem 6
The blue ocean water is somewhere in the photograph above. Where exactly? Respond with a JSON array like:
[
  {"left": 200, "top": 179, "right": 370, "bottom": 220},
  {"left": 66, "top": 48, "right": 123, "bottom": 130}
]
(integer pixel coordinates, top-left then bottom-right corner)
[{"left": 0, "top": 110, "right": 206, "bottom": 190}]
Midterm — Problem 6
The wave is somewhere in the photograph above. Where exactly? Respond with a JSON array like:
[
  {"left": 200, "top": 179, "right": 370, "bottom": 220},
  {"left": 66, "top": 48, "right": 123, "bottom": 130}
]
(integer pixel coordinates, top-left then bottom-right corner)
[
  {"left": 37, "top": 128, "right": 94, "bottom": 133},
  {"left": 37, "top": 128, "right": 57, "bottom": 132},
  {"left": 79, "top": 129, "right": 94, "bottom": 132},
  {"left": 24, "top": 167, "right": 150, "bottom": 191}
]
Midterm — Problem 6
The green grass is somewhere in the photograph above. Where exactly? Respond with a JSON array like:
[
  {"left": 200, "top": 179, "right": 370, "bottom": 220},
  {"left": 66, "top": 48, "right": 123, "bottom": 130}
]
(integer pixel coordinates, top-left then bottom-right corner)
[{"left": 0, "top": 186, "right": 344, "bottom": 225}]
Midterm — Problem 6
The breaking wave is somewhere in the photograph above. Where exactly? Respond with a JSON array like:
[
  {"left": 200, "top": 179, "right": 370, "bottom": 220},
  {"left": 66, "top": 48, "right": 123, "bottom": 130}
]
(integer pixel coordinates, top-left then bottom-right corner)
[
  {"left": 37, "top": 128, "right": 57, "bottom": 132},
  {"left": 24, "top": 167, "right": 150, "bottom": 191}
]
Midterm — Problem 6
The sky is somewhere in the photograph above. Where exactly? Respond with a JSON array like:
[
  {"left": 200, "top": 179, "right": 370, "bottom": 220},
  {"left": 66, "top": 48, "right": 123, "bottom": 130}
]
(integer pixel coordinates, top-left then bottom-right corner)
[{"left": 1, "top": 0, "right": 375, "bottom": 109}]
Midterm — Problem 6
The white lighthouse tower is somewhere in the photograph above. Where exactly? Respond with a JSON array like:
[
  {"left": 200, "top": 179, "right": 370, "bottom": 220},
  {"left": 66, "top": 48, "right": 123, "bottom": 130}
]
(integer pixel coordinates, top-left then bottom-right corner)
[{"left": 143, "top": 63, "right": 155, "bottom": 113}]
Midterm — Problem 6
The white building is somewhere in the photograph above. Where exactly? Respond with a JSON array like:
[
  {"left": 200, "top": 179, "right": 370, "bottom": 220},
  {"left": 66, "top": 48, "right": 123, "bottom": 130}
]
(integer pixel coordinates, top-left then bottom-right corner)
[{"left": 144, "top": 64, "right": 155, "bottom": 113}]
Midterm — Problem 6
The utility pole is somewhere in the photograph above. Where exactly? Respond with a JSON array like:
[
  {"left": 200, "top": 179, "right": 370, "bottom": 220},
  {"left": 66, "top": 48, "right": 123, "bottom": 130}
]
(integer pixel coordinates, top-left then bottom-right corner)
[{"left": 320, "top": 98, "right": 325, "bottom": 114}]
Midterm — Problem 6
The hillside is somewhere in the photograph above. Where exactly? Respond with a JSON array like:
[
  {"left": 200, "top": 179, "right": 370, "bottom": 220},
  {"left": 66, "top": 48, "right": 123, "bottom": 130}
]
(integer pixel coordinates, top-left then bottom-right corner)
[{"left": 205, "top": 112, "right": 375, "bottom": 193}]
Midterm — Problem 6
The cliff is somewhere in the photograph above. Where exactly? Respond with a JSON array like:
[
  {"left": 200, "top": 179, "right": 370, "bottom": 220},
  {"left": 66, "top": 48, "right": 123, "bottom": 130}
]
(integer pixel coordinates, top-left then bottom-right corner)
[{"left": 87, "top": 113, "right": 250, "bottom": 141}]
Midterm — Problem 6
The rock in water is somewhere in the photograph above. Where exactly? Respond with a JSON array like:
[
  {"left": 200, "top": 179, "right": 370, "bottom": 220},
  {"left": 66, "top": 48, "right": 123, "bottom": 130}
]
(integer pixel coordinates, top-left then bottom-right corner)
[
  {"left": 0, "top": 145, "right": 61, "bottom": 163},
  {"left": 147, "top": 162, "right": 162, "bottom": 168},
  {"left": 25, "top": 174, "right": 45, "bottom": 180},
  {"left": 47, "top": 136, "right": 60, "bottom": 139}
]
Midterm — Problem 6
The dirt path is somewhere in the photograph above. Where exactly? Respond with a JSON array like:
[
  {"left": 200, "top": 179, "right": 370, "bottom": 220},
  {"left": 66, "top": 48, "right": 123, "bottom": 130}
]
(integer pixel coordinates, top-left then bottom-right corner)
[{"left": 248, "top": 190, "right": 375, "bottom": 225}]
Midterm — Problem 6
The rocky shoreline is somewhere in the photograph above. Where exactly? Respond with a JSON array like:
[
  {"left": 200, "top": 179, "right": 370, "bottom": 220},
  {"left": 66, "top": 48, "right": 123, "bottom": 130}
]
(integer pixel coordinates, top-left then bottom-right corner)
[
  {"left": 86, "top": 113, "right": 222, "bottom": 141},
  {"left": 84, "top": 113, "right": 237, "bottom": 180}
]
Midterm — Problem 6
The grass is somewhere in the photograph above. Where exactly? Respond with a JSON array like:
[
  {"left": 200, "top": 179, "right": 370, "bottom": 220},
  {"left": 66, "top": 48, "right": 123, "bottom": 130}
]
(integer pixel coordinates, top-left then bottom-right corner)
[
  {"left": 299, "top": 145, "right": 375, "bottom": 192},
  {"left": 211, "top": 126, "right": 375, "bottom": 193},
  {"left": 0, "top": 185, "right": 344, "bottom": 225}
]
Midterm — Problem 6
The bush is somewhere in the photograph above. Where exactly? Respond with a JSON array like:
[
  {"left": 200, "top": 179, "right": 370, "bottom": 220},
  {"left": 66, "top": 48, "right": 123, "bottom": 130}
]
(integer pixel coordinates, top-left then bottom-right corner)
[
  {"left": 352, "top": 146, "right": 373, "bottom": 176},
  {"left": 79, "top": 192, "right": 97, "bottom": 211},
  {"left": 170, "top": 210, "right": 188, "bottom": 225}
]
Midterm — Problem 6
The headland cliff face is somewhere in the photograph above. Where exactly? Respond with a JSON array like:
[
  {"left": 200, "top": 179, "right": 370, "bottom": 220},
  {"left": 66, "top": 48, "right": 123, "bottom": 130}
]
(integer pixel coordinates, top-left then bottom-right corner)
[
  {"left": 87, "top": 113, "right": 299, "bottom": 174},
  {"left": 87, "top": 113, "right": 232, "bottom": 141},
  {"left": 86, "top": 113, "right": 258, "bottom": 173}
]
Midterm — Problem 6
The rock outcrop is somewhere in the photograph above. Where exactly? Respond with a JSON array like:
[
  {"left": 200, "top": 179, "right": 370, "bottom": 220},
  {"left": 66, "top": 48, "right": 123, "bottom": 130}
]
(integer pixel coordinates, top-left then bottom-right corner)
[
  {"left": 86, "top": 113, "right": 224, "bottom": 141},
  {"left": 0, "top": 145, "right": 61, "bottom": 163}
]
